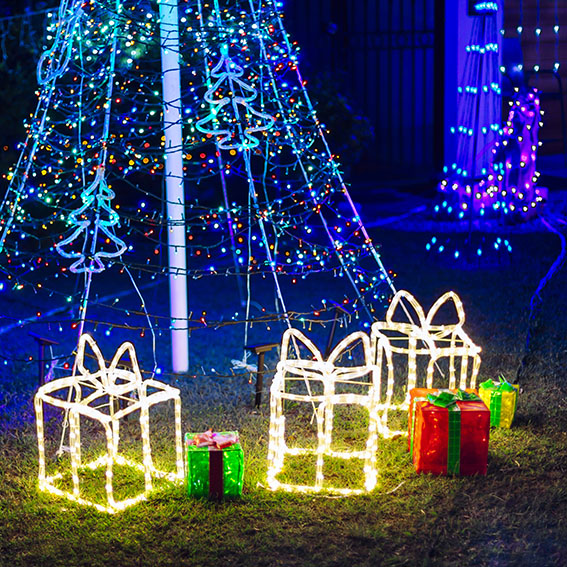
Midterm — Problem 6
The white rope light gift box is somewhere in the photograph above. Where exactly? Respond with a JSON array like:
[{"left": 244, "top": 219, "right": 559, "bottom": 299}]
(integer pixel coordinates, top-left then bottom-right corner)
[
  {"left": 34, "top": 334, "right": 184, "bottom": 513},
  {"left": 267, "top": 328, "right": 380, "bottom": 495},
  {"left": 372, "top": 290, "right": 482, "bottom": 438}
]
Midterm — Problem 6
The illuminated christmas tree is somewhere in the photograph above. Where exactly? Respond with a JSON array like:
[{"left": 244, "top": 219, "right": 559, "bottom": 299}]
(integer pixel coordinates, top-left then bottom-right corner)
[
  {"left": 432, "top": 1, "right": 545, "bottom": 261},
  {"left": 0, "top": 0, "right": 395, "bottom": 375}
]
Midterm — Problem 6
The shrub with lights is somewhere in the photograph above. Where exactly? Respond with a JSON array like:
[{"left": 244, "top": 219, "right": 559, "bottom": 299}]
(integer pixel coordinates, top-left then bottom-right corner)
[
  {"left": 438, "top": 87, "right": 545, "bottom": 225},
  {"left": 432, "top": 1, "right": 546, "bottom": 261}
]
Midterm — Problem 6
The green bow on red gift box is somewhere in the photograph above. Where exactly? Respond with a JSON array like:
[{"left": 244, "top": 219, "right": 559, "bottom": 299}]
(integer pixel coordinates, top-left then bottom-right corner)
[
  {"left": 411, "top": 389, "right": 484, "bottom": 475},
  {"left": 426, "top": 389, "right": 481, "bottom": 407},
  {"left": 427, "top": 390, "right": 482, "bottom": 474}
]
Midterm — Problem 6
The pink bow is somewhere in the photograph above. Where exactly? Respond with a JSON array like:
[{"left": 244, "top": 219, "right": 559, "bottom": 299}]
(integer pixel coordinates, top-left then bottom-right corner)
[{"left": 187, "top": 430, "right": 239, "bottom": 449}]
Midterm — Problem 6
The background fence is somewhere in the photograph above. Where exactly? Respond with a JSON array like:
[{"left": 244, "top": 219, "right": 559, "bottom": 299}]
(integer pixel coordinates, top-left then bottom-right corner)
[{"left": 284, "top": 0, "right": 444, "bottom": 179}]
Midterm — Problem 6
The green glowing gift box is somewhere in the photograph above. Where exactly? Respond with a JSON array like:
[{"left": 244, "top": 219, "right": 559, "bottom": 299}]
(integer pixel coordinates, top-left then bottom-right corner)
[
  {"left": 478, "top": 377, "right": 519, "bottom": 429},
  {"left": 185, "top": 431, "right": 244, "bottom": 499}
]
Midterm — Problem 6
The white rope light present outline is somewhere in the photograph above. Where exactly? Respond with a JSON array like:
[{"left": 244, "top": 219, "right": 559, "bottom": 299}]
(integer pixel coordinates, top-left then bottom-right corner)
[
  {"left": 34, "top": 334, "right": 184, "bottom": 513},
  {"left": 267, "top": 328, "right": 379, "bottom": 495},
  {"left": 372, "top": 290, "right": 482, "bottom": 438}
]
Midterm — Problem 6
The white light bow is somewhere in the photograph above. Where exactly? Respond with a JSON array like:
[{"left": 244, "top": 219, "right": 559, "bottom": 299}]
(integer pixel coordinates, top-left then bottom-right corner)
[
  {"left": 34, "top": 333, "right": 184, "bottom": 513},
  {"left": 267, "top": 328, "right": 380, "bottom": 495},
  {"left": 372, "top": 290, "right": 482, "bottom": 438}
]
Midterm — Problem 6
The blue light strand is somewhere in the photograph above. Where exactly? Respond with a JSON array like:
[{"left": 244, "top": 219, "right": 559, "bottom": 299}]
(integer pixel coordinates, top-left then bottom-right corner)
[{"left": 36, "top": 0, "right": 84, "bottom": 85}]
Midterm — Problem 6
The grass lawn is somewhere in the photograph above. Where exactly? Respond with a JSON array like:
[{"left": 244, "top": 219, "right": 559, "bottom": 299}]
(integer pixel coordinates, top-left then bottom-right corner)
[{"left": 1, "top": 225, "right": 566, "bottom": 566}]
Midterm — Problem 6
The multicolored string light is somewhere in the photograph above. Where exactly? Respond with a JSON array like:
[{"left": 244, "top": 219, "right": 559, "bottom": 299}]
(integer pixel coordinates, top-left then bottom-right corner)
[{"left": 0, "top": 0, "right": 395, "bottom": 373}]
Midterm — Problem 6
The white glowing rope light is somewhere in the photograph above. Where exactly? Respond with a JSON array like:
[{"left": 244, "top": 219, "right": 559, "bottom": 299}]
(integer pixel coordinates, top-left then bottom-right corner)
[
  {"left": 372, "top": 290, "right": 482, "bottom": 438},
  {"left": 267, "top": 328, "right": 380, "bottom": 495},
  {"left": 34, "top": 333, "right": 184, "bottom": 514}
]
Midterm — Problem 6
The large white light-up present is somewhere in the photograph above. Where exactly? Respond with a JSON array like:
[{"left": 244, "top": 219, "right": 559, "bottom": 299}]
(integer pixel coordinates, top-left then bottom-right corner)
[
  {"left": 34, "top": 334, "right": 184, "bottom": 513},
  {"left": 267, "top": 328, "right": 379, "bottom": 495},
  {"left": 371, "top": 290, "right": 482, "bottom": 437}
]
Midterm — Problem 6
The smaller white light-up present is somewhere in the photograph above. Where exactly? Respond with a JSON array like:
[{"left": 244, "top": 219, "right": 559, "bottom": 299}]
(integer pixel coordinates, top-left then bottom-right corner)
[
  {"left": 34, "top": 334, "right": 184, "bottom": 513},
  {"left": 372, "top": 290, "right": 482, "bottom": 438},
  {"left": 267, "top": 328, "right": 380, "bottom": 495}
]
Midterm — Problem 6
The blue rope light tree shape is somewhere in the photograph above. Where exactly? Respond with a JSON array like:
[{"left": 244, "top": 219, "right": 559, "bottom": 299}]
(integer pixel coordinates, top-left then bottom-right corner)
[
  {"left": 196, "top": 44, "right": 276, "bottom": 150},
  {"left": 56, "top": 165, "right": 127, "bottom": 274}
]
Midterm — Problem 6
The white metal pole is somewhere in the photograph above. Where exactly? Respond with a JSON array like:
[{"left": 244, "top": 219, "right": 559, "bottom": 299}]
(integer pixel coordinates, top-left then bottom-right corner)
[{"left": 159, "top": 0, "right": 189, "bottom": 373}]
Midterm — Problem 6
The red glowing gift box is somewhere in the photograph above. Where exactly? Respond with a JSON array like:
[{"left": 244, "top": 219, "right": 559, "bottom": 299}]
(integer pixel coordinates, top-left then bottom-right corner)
[{"left": 409, "top": 388, "right": 490, "bottom": 476}]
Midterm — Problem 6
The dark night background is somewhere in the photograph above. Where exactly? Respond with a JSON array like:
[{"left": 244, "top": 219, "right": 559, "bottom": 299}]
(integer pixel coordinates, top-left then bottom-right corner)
[{"left": 1, "top": 1, "right": 566, "bottom": 191}]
